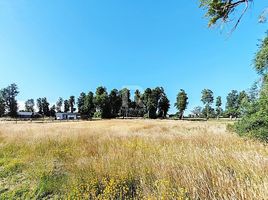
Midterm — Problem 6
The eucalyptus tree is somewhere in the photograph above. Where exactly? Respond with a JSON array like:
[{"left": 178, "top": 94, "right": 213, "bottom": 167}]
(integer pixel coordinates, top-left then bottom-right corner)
[
  {"left": 201, "top": 89, "right": 214, "bottom": 119},
  {"left": 175, "top": 89, "right": 189, "bottom": 120},
  {"left": 215, "top": 96, "right": 222, "bottom": 119}
]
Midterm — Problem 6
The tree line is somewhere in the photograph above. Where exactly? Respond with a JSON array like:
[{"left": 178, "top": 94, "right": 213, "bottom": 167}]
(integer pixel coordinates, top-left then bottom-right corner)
[{"left": 0, "top": 83, "right": 256, "bottom": 120}]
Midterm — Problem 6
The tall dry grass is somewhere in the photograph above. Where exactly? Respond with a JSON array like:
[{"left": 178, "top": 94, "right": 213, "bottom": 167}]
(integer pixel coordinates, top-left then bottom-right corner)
[{"left": 0, "top": 120, "right": 267, "bottom": 199}]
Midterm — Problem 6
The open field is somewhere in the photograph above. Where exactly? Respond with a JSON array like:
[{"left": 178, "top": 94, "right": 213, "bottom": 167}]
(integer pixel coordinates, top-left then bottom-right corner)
[{"left": 0, "top": 120, "right": 267, "bottom": 199}]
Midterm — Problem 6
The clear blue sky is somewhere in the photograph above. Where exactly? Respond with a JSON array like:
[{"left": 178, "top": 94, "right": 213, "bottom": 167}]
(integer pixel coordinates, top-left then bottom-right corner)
[{"left": 0, "top": 0, "right": 267, "bottom": 113}]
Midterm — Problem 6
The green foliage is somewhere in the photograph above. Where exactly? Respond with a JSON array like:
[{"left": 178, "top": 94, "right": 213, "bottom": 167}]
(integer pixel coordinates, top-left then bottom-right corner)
[
  {"left": 142, "top": 87, "right": 170, "bottom": 119},
  {"left": 215, "top": 96, "right": 222, "bottom": 118},
  {"left": 94, "top": 87, "right": 111, "bottom": 118},
  {"left": 1, "top": 83, "right": 19, "bottom": 118},
  {"left": 175, "top": 89, "right": 188, "bottom": 120},
  {"left": 25, "top": 99, "right": 35, "bottom": 112},
  {"left": 255, "top": 36, "right": 268, "bottom": 74},
  {"left": 69, "top": 96, "right": 76, "bottom": 113},
  {"left": 56, "top": 97, "right": 63, "bottom": 113},
  {"left": 235, "top": 79, "right": 268, "bottom": 141},
  {"left": 199, "top": 0, "right": 252, "bottom": 27},
  {"left": 201, "top": 89, "right": 214, "bottom": 119},
  {"left": 109, "top": 89, "right": 122, "bottom": 118},
  {"left": 234, "top": 36, "right": 268, "bottom": 142},
  {"left": 35, "top": 171, "right": 67, "bottom": 198},
  {"left": 64, "top": 100, "right": 70, "bottom": 113}
]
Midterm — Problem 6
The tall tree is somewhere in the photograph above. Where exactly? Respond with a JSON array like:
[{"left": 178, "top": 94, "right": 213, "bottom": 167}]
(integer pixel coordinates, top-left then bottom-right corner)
[
  {"left": 109, "top": 89, "right": 122, "bottom": 118},
  {"left": 120, "top": 88, "right": 130, "bottom": 118},
  {"left": 201, "top": 89, "right": 214, "bottom": 119},
  {"left": 25, "top": 99, "right": 35, "bottom": 112},
  {"left": 158, "top": 91, "right": 170, "bottom": 118},
  {"left": 175, "top": 89, "right": 188, "bottom": 120},
  {"left": 215, "top": 96, "right": 222, "bottom": 119},
  {"left": 69, "top": 96, "right": 76, "bottom": 113},
  {"left": 37, "top": 98, "right": 43, "bottom": 114},
  {"left": 50, "top": 105, "right": 56, "bottom": 117},
  {"left": 93, "top": 87, "right": 111, "bottom": 118},
  {"left": 41, "top": 98, "right": 50, "bottom": 117},
  {"left": 226, "top": 90, "right": 239, "bottom": 119},
  {"left": 142, "top": 88, "right": 156, "bottom": 118},
  {"left": 64, "top": 100, "right": 70, "bottom": 113},
  {"left": 56, "top": 97, "right": 63, "bottom": 113},
  {"left": 77, "top": 92, "right": 86, "bottom": 114},
  {"left": 134, "top": 89, "right": 144, "bottom": 117},
  {"left": 1, "top": 83, "right": 19, "bottom": 118},
  {"left": 85, "top": 92, "right": 95, "bottom": 118}
]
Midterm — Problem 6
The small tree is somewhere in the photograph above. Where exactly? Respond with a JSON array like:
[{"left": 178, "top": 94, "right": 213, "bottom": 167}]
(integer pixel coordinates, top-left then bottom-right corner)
[
  {"left": 191, "top": 106, "right": 202, "bottom": 118},
  {"left": 175, "top": 89, "right": 188, "bottom": 120},
  {"left": 25, "top": 99, "right": 35, "bottom": 112},
  {"left": 215, "top": 96, "right": 222, "bottom": 119}
]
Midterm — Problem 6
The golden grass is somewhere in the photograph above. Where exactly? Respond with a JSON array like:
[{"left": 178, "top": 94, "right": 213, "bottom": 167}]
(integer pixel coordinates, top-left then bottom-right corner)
[{"left": 0, "top": 120, "right": 267, "bottom": 199}]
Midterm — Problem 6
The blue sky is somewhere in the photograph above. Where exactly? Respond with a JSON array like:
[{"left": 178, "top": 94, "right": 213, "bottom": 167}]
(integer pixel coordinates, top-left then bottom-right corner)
[{"left": 0, "top": 0, "right": 267, "bottom": 113}]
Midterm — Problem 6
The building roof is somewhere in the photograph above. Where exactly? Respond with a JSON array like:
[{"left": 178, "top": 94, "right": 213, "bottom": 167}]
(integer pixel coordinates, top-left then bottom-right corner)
[{"left": 17, "top": 112, "right": 33, "bottom": 116}]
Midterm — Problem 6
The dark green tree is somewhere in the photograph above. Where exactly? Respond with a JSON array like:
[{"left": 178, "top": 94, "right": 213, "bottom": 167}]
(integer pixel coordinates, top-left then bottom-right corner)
[
  {"left": 175, "top": 89, "right": 188, "bottom": 120},
  {"left": 226, "top": 90, "right": 239, "bottom": 119},
  {"left": 93, "top": 87, "right": 111, "bottom": 118},
  {"left": 85, "top": 92, "right": 95, "bottom": 118},
  {"left": 41, "top": 98, "right": 50, "bottom": 117},
  {"left": 64, "top": 100, "right": 70, "bottom": 113},
  {"left": 201, "top": 89, "right": 214, "bottom": 119},
  {"left": 56, "top": 97, "right": 63, "bottom": 113},
  {"left": 158, "top": 92, "right": 170, "bottom": 118},
  {"left": 69, "top": 96, "right": 76, "bottom": 113},
  {"left": 1, "top": 83, "right": 19, "bottom": 118},
  {"left": 25, "top": 99, "right": 35, "bottom": 112},
  {"left": 109, "top": 89, "right": 122, "bottom": 118},
  {"left": 36, "top": 98, "right": 43, "bottom": 114},
  {"left": 50, "top": 105, "right": 56, "bottom": 117},
  {"left": 77, "top": 92, "right": 86, "bottom": 114},
  {"left": 215, "top": 96, "right": 223, "bottom": 119}
]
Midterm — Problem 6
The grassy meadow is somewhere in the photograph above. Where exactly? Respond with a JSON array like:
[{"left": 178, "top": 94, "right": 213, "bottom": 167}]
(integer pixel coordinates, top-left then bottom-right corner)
[{"left": 0, "top": 120, "right": 267, "bottom": 199}]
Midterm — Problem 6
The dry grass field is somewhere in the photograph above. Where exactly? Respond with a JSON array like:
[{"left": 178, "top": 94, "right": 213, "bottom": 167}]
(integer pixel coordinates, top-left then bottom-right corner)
[{"left": 0, "top": 120, "right": 267, "bottom": 199}]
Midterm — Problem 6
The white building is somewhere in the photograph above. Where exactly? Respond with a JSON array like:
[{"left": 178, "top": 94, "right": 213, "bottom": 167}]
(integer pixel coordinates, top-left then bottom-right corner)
[{"left": 56, "top": 113, "right": 78, "bottom": 120}]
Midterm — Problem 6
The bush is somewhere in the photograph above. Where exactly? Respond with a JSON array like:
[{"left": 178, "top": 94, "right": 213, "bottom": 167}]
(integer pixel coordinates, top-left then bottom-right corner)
[{"left": 93, "top": 111, "right": 102, "bottom": 119}]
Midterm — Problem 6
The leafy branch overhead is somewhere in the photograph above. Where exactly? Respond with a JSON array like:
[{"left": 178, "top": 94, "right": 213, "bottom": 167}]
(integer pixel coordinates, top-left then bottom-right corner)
[{"left": 199, "top": 0, "right": 253, "bottom": 29}]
